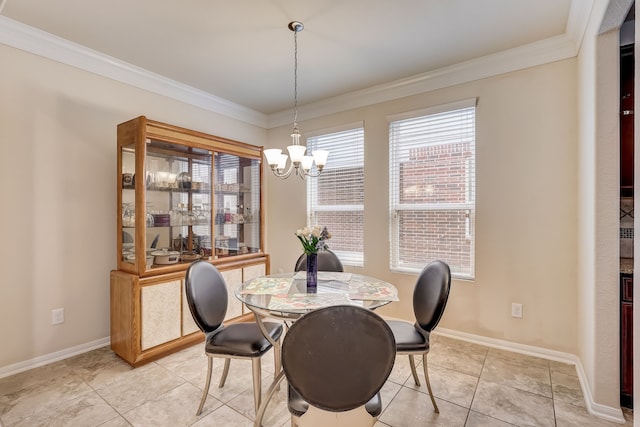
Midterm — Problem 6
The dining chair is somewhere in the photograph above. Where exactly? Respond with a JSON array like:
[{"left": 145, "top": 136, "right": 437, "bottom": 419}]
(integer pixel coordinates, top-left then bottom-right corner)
[
  {"left": 385, "top": 260, "right": 451, "bottom": 413},
  {"left": 184, "top": 260, "right": 283, "bottom": 416},
  {"left": 283, "top": 305, "right": 395, "bottom": 427},
  {"left": 294, "top": 249, "right": 344, "bottom": 272}
]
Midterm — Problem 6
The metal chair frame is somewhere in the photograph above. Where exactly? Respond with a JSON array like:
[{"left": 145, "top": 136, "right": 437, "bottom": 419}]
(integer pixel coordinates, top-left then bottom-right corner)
[
  {"left": 185, "top": 260, "right": 282, "bottom": 417},
  {"left": 387, "top": 260, "right": 451, "bottom": 414}
]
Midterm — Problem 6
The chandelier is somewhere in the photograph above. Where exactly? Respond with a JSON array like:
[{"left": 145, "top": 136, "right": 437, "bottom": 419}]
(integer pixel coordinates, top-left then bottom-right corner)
[{"left": 264, "top": 21, "right": 329, "bottom": 179}]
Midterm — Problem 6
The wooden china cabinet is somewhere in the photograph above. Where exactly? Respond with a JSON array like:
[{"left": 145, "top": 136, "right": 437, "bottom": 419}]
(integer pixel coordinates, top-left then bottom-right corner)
[{"left": 110, "top": 116, "right": 268, "bottom": 366}]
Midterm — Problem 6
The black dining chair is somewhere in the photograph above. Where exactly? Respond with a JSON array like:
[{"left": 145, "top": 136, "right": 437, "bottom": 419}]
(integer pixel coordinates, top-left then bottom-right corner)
[
  {"left": 385, "top": 260, "right": 451, "bottom": 413},
  {"left": 294, "top": 249, "right": 344, "bottom": 272},
  {"left": 282, "top": 305, "right": 396, "bottom": 426},
  {"left": 184, "top": 260, "right": 284, "bottom": 416}
]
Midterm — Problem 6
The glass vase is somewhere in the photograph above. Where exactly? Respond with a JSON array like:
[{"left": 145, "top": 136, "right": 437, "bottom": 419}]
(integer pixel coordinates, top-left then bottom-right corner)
[{"left": 306, "top": 252, "right": 318, "bottom": 293}]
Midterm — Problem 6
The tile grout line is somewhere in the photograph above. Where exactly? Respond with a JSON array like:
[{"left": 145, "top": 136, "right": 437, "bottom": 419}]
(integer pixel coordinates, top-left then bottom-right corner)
[
  {"left": 548, "top": 361, "right": 559, "bottom": 427},
  {"left": 463, "top": 346, "right": 488, "bottom": 426}
]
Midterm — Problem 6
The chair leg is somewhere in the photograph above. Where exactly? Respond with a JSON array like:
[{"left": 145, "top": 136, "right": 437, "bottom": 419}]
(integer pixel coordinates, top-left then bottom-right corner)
[
  {"left": 253, "top": 370, "right": 286, "bottom": 427},
  {"left": 251, "top": 357, "right": 262, "bottom": 415},
  {"left": 274, "top": 337, "right": 282, "bottom": 380},
  {"left": 197, "top": 356, "right": 213, "bottom": 416},
  {"left": 422, "top": 354, "right": 439, "bottom": 413},
  {"left": 408, "top": 354, "right": 420, "bottom": 386},
  {"left": 218, "top": 358, "right": 231, "bottom": 388}
]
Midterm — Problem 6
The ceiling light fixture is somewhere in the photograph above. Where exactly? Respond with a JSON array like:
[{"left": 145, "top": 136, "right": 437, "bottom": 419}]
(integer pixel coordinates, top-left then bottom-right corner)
[{"left": 264, "top": 21, "right": 329, "bottom": 179}]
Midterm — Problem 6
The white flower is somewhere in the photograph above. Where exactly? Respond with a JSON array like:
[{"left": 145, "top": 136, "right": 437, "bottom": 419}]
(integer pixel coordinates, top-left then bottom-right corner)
[{"left": 294, "top": 225, "right": 332, "bottom": 254}]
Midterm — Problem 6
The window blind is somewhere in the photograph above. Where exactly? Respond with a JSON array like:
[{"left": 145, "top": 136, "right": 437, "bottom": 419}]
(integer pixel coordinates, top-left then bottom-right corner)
[
  {"left": 389, "top": 101, "right": 476, "bottom": 278},
  {"left": 307, "top": 126, "right": 364, "bottom": 266}
]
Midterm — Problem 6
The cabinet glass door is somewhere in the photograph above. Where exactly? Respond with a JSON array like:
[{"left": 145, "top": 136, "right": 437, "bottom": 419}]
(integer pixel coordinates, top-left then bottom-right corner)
[
  {"left": 214, "top": 152, "right": 261, "bottom": 258},
  {"left": 121, "top": 138, "right": 213, "bottom": 272},
  {"left": 149, "top": 140, "right": 212, "bottom": 270}
]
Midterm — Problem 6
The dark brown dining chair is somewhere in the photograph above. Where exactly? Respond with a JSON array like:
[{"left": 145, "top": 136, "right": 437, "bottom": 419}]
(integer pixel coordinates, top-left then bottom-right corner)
[
  {"left": 185, "top": 260, "right": 283, "bottom": 416},
  {"left": 283, "top": 305, "right": 395, "bottom": 426},
  {"left": 385, "top": 260, "right": 451, "bottom": 413},
  {"left": 294, "top": 249, "right": 344, "bottom": 272}
]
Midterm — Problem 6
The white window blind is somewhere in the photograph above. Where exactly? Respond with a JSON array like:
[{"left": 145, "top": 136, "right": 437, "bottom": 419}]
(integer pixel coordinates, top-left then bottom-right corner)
[
  {"left": 389, "top": 100, "right": 476, "bottom": 279},
  {"left": 307, "top": 125, "right": 364, "bottom": 266}
]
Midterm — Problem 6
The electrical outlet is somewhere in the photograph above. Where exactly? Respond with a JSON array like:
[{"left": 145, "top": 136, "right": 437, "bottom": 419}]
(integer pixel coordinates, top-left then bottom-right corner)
[
  {"left": 51, "top": 308, "right": 65, "bottom": 325},
  {"left": 511, "top": 303, "right": 523, "bottom": 318}
]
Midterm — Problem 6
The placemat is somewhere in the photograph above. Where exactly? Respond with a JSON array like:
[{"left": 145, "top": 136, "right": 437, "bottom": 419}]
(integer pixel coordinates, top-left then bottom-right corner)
[
  {"left": 240, "top": 277, "right": 293, "bottom": 295},
  {"left": 268, "top": 293, "right": 351, "bottom": 310},
  {"left": 349, "top": 281, "right": 399, "bottom": 301}
]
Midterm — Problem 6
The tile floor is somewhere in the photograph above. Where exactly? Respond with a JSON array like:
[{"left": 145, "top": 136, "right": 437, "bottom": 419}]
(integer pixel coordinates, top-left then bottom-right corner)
[{"left": 0, "top": 334, "right": 633, "bottom": 426}]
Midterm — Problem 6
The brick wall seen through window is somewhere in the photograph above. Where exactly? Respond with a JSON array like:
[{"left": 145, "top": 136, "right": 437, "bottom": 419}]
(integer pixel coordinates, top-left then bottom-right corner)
[
  {"left": 389, "top": 100, "right": 476, "bottom": 278},
  {"left": 307, "top": 126, "right": 364, "bottom": 266}
]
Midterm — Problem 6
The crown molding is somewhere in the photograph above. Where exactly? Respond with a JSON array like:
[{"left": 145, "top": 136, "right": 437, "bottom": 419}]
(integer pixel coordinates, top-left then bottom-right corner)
[
  {"left": 566, "top": 0, "right": 596, "bottom": 52},
  {"left": 0, "top": 15, "right": 268, "bottom": 128},
  {"left": 1, "top": 0, "right": 593, "bottom": 131},
  {"left": 267, "top": 32, "right": 578, "bottom": 128},
  {"left": 268, "top": 0, "right": 594, "bottom": 128},
  {"left": 599, "top": 0, "right": 634, "bottom": 34}
]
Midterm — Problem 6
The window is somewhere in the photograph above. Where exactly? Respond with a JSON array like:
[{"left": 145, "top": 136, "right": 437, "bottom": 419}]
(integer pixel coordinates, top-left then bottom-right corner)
[
  {"left": 389, "top": 99, "right": 476, "bottom": 279},
  {"left": 306, "top": 123, "right": 364, "bottom": 266}
]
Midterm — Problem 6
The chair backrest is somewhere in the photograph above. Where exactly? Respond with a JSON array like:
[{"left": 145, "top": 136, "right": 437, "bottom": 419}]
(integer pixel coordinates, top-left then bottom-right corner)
[
  {"left": 184, "top": 260, "right": 228, "bottom": 334},
  {"left": 294, "top": 250, "right": 344, "bottom": 272},
  {"left": 413, "top": 260, "right": 452, "bottom": 332},
  {"left": 282, "top": 305, "right": 395, "bottom": 412}
]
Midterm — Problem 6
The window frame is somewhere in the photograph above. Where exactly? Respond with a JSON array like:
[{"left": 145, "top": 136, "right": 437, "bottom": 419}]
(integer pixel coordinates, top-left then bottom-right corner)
[
  {"left": 306, "top": 122, "right": 365, "bottom": 267},
  {"left": 388, "top": 98, "right": 477, "bottom": 279}
]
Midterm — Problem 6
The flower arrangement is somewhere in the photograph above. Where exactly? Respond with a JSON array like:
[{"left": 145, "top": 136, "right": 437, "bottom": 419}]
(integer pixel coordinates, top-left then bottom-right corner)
[{"left": 295, "top": 225, "right": 332, "bottom": 255}]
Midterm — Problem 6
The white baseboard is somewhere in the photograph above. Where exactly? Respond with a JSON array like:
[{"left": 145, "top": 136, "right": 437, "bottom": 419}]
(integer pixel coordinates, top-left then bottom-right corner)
[
  {"left": 572, "top": 362, "right": 627, "bottom": 424},
  {"left": 435, "top": 328, "right": 626, "bottom": 424},
  {"left": 435, "top": 328, "right": 579, "bottom": 364},
  {"left": 0, "top": 337, "right": 110, "bottom": 379}
]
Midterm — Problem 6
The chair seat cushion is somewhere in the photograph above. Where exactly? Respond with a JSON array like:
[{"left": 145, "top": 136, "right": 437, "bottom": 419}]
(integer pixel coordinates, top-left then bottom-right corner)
[
  {"left": 288, "top": 384, "right": 382, "bottom": 417},
  {"left": 386, "top": 320, "right": 430, "bottom": 352},
  {"left": 205, "top": 321, "right": 283, "bottom": 357}
]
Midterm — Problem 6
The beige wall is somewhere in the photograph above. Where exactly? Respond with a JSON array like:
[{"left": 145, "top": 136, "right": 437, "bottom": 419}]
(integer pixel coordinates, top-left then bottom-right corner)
[
  {"left": 265, "top": 58, "right": 579, "bottom": 354},
  {"left": 0, "top": 44, "right": 266, "bottom": 368}
]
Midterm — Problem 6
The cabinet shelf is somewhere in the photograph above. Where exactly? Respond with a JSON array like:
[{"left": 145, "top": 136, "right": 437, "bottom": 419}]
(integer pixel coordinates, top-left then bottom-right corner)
[
  {"left": 150, "top": 187, "right": 211, "bottom": 194},
  {"left": 124, "top": 187, "right": 211, "bottom": 194}
]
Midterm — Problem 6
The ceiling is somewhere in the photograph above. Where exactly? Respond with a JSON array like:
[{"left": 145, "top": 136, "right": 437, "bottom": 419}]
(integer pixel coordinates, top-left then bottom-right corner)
[{"left": 0, "top": 0, "right": 591, "bottom": 124}]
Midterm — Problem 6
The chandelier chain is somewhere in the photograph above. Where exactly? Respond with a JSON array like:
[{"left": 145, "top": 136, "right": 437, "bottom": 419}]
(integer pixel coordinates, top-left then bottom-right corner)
[{"left": 293, "top": 28, "right": 298, "bottom": 129}]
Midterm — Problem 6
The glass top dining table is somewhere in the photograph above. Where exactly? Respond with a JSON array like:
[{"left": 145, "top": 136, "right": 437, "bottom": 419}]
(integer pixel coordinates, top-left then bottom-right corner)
[
  {"left": 235, "top": 271, "right": 399, "bottom": 320},
  {"left": 237, "top": 271, "right": 398, "bottom": 427}
]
